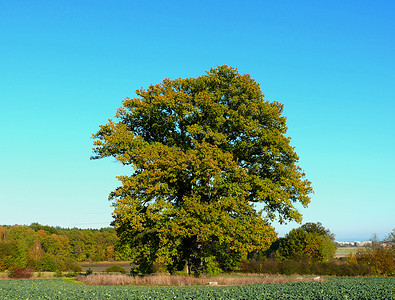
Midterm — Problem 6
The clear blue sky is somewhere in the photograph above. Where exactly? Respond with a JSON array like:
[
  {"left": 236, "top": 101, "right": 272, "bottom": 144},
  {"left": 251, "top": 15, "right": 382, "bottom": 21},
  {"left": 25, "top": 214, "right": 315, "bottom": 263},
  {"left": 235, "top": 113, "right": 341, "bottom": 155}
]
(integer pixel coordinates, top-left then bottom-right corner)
[{"left": 1, "top": 1, "right": 394, "bottom": 241}]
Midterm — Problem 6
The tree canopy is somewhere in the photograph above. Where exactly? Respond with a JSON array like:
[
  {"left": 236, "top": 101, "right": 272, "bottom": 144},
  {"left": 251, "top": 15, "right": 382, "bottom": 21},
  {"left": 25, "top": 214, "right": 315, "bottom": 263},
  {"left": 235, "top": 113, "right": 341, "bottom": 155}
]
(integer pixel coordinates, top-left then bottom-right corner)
[
  {"left": 300, "top": 222, "right": 335, "bottom": 241},
  {"left": 277, "top": 222, "right": 336, "bottom": 262},
  {"left": 92, "top": 65, "right": 313, "bottom": 274}
]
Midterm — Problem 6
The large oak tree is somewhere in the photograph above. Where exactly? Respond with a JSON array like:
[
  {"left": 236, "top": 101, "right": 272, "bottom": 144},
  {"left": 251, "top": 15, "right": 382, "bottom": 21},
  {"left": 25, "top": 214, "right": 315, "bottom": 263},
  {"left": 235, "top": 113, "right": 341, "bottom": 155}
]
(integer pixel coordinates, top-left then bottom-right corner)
[{"left": 92, "top": 65, "right": 313, "bottom": 274}]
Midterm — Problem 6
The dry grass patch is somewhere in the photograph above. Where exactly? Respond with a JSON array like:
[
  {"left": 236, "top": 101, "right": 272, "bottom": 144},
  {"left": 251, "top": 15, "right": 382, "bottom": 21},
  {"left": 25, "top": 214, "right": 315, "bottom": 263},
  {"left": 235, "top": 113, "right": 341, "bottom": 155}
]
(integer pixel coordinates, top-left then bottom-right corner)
[
  {"left": 76, "top": 274, "right": 325, "bottom": 286},
  {"left": 133, "top": 274, "right": 325, "bottom": 286},
  {"left": 76, "top": 274, "right": 132, "bottom": 286},
  {"left": 133, "top": 275, "right": 203, "bottom": 286}
]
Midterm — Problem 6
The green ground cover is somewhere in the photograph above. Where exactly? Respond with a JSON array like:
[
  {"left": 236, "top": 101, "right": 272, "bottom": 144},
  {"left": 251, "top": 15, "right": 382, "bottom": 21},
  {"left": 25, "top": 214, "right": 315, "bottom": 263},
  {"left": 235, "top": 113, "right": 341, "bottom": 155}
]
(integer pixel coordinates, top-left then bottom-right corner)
[
  {"left": 336, "top": 247, "right": 364, "bottom": 254},
  {"left": 0, "top": 277, "right": 393, "bottom": 299}
]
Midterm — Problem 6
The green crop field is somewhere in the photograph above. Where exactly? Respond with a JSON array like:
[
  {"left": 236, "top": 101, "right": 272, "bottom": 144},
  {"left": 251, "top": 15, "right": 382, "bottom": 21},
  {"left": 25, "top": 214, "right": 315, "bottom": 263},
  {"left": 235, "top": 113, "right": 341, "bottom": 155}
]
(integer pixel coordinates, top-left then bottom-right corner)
[{"left": 0, "top": 277, "right": 394, "bottom": 299}]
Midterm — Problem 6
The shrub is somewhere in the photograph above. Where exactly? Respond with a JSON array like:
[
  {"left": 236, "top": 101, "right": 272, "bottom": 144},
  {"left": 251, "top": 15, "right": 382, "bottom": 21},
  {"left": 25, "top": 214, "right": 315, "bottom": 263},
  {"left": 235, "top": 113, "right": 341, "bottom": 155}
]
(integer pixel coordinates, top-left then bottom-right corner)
[
  {"left": 36, "top": 254, "right": 58, "bottom": 272},
  {"left": 54, "top": 270, "right": 63, "bottom": 277},
  {"left": 203, "top": 256, "right": 222, "bottom": 275},
  {"left": 151, "top": 262, "right": 168, "bottom": 274},
  {"left": 64, "top": 271, "right": 79, "bottom": 277},
  {"left": 7, "top": 269, "right": 14, "bottom": 277},
  {"left": 241, "top": 259, "right": 271, "bottom": 273},
  {"left": 261, "top": 259, "right": 280, "bottom": 274},
  {"left": 278, "top": 260, "right": 309, "bottom": 275},
  {"left": 240, "top": 258, "right": 370, "bottom": 276},
  {"left": 63, "top": 258, "right": 82, "bottom": 272},
  {"left": 357, "top": 245, "right": 394, "bottom": 276},
  {"left": 346, "top": 252, "right": 358, "bottom": 265},
  {"left": 105, "top": 265, "right": 127, "bottom": 273},
  {"left": 8, "top": 268, "right": 34, "bottom": 279}
]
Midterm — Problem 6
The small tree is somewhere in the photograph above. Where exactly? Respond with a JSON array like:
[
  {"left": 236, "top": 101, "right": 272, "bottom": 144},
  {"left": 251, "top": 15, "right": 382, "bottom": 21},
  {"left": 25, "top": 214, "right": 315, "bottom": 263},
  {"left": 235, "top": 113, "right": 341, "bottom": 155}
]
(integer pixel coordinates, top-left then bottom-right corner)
[
  {"left": 92, "top": 65, "right": 313, "bottom": 274},
  {"left": 346, "top": 252, "right": 357, "bottom": 265},
  {"left": 277, "top": 222, "right": 336, "bottom": 262}
]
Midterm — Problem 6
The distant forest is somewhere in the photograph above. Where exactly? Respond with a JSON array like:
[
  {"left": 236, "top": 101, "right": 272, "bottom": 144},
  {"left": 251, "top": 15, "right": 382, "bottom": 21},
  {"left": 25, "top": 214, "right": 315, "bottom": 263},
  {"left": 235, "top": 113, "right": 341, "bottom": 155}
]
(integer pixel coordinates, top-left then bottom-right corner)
[{"left": 0, "top": 223, "right": 131, "bottom": 272}]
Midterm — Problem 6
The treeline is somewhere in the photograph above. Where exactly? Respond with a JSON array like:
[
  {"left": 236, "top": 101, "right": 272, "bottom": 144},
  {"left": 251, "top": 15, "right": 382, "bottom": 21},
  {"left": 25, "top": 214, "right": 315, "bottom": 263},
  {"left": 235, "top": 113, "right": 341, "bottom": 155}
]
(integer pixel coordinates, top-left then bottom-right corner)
[
  {"left": 1, "top": 222, "right": 393, "bottom": 277},
  {"left": 243, "top": 224, "right": 394, "bottom": 277},
  {"left": 0, "top": 223, "right": 131, "bottom": 272}
]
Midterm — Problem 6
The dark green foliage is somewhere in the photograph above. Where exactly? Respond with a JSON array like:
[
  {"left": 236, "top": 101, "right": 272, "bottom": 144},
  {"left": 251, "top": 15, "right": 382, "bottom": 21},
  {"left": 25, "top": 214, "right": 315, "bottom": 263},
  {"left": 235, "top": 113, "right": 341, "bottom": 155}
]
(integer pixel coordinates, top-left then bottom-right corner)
[
  {"left": 36, "top": 254, "right": 58, "bottom": 271},
  {"left": 105, "top": 265, "right": 127, "bottom": 273},
  {"left": 0, "top": 240, "right": 18, "bottom": 270}
]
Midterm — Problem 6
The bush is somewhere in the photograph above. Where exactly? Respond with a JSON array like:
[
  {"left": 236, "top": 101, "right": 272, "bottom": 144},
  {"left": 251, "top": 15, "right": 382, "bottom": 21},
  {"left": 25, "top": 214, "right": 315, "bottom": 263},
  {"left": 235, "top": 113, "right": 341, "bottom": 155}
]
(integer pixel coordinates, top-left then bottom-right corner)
[
  {"left": 8, "top": 267, "right": 34, "bottom": 279},
  {"left": 63, "top": 258, "right": 82, "bottom": 272},
  {"left": 36, "top": 254, "right": 58, "bottom": 272},
  {"left": 105, "top": 265, "right": 127, "bottom": 274},
  {"left": 64, "top": 271, "right": 79, "bottom": 277},
  {"left": 357, "top": 243, "right": 394, "bottom": 276},
  {"left": 241, "top": 259, "right": 280, "bottom": 274},
  {"left": 7, "top": 269, "right": 14, "bottom": 277},
  {"left": 346, "top": 252, "right": 358, "bottom": 265},
  {"left": 278, "top": 260, "right": 310, "bottom": 275},
  {"left": 203, "top": 256, "right": 222, "bottom": 275},
  {"left": 152, "top": 262, "right": 168, "bottom": 274},
  {"left": 54, "top": 270, "right": 62, "bottom": 277}
]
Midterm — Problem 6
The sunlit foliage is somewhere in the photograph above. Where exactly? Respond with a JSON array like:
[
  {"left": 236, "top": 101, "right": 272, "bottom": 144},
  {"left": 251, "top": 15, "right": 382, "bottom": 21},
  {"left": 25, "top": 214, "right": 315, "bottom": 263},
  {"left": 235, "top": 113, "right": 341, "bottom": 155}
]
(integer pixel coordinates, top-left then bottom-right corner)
[
  {"left": 277, "top": 222, "right": 336, "bottom": 262},
  {"left": 92, "top": 66, "right": 313, "bottom": 274}
]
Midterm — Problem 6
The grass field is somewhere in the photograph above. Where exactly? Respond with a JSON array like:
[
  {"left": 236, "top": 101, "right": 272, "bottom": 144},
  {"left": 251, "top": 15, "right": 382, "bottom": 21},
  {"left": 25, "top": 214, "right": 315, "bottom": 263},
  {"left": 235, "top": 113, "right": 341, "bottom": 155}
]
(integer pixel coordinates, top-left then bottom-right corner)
[
  {"left": 335, "top": 247, "right": 365, "bottom": 258},
  {"left": 0, "top": 277, "right": 393, "bottom": 299},
  {"left": 336, "top": 247, "right": 364, "bottom": 254}
]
